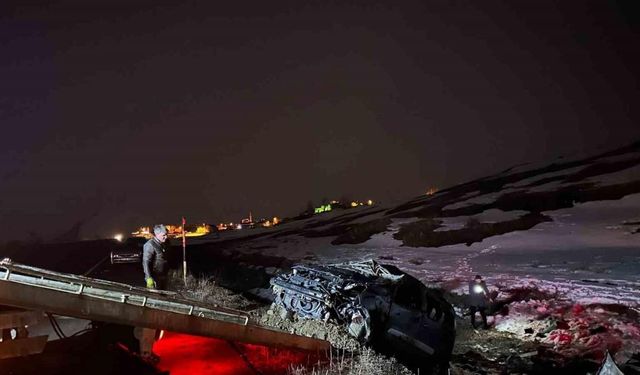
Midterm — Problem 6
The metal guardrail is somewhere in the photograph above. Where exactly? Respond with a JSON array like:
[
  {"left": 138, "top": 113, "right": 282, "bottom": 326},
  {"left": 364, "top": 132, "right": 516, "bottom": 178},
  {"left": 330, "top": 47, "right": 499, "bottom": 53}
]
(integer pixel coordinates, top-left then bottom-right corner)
[{"left": 0, "top": 258, "right": 248, "bottom": 326}]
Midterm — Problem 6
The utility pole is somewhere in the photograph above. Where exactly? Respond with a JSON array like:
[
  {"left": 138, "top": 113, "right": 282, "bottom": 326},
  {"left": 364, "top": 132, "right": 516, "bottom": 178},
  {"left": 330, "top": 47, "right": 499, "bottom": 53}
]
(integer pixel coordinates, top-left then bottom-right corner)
[{"left": 182, "top": 217, "right": 187, "bottom": 285}]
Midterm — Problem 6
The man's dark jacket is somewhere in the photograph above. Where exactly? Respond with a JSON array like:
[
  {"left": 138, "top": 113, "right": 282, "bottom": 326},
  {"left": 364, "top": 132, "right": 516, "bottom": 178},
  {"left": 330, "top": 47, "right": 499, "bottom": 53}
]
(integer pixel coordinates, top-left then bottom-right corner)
[{"left": 142, "top": 237, "right": 169, "bottom": 281}]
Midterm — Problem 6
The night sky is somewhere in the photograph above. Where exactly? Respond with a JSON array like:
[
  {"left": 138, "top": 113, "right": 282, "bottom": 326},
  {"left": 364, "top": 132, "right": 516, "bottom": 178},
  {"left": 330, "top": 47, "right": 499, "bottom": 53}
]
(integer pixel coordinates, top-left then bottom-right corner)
[{"left": 1, "top": 1, "right": 639, "bottom": 242}]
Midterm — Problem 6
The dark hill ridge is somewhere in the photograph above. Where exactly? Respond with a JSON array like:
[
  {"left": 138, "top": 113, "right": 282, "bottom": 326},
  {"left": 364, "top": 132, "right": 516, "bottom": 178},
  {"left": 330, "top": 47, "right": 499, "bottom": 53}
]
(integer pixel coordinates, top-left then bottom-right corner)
[
  {"left": 270, "top": 140, "right": 640, "bottom": 248},
  {"left": 187, "top": 140, "right": 640, "bottom": 250}
]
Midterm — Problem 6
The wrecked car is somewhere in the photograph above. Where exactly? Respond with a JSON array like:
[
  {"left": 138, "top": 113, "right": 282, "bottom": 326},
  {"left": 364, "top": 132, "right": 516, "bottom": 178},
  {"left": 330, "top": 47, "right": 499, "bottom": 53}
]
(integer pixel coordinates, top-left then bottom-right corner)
[{"left": 270, "top": 260, "right": 455, "bottom": 372}]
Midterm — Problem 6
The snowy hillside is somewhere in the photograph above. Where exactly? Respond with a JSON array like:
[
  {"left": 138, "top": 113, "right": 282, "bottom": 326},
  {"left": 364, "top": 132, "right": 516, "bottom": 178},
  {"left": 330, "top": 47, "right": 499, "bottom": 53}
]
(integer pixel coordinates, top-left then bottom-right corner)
[
  {"left": 204, "top": 141, "right": 640, "bottom": 302},
  {"left": 187, "top": 140, "right": 640, "bottom": 369}
]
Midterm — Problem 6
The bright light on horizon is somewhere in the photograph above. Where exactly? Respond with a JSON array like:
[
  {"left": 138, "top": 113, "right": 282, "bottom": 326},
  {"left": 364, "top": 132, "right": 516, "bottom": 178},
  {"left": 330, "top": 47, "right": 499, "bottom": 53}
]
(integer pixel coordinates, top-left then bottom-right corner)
[{"left": 114, "top": 234, "right": 123, "bottom": 242}]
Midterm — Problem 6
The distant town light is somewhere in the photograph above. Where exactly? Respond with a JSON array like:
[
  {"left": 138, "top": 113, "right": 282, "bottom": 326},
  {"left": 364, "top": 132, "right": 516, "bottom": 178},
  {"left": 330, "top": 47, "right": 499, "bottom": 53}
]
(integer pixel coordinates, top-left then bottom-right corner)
[
  {"left": 114, "top": 234, "right": 123, "bottom": 242},
  {"left": 367, "top": 199, "right": 373, "bottom": 205},
  {"left": 314, "top": 204, "right": 332, "bottom": 214}
]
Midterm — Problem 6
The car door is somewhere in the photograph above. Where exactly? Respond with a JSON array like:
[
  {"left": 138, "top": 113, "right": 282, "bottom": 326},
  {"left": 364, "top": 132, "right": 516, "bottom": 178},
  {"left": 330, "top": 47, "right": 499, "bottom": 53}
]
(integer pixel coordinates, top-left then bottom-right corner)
[{"left": 385, "top": 278, "right": 438, "bottom": 359}]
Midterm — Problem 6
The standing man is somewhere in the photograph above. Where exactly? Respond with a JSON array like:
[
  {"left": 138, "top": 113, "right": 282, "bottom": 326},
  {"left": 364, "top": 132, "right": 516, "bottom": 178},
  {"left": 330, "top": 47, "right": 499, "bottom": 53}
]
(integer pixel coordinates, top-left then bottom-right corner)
[
  {"left": 468, "top": 274, "right": 491, "bottom": 329},
  {"left": 143, "top": 224, "right": 170, "bottom": 290}
]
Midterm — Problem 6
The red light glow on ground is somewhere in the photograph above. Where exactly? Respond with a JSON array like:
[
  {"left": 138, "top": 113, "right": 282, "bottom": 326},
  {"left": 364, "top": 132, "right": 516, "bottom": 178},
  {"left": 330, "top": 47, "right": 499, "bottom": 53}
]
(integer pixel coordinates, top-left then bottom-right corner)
[{"left": 153, "top": 332, "right": 329, "bottom": 375}]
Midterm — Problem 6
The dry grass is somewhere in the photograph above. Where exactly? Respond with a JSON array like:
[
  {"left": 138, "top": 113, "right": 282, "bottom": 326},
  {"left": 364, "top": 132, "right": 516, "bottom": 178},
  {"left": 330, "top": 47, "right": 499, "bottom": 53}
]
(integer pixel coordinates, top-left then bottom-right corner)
[
  {"left": 167, "top": 269, "right": 253, "bottom": 309},
  {"left": 288, "top": 347, "right": 412, "bottom": 375}
]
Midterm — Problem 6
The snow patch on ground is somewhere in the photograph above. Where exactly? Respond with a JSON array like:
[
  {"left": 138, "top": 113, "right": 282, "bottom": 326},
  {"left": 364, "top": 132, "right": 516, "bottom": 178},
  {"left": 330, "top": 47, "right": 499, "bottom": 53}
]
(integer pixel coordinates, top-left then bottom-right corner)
[
  {"left": 585, "top": 162, "right": 640, "bottom": 186},
  {"left": 434, "top": 209, "right": 530, "bottom": 232},
  {"left": 503, "top": 166, "right": 586, "bottom": 188},
  {"left": 442, "top": 191, "right": 520, "bottom": 210}
]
